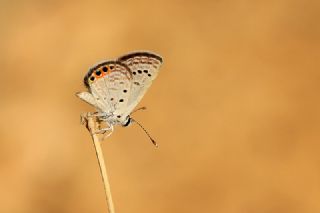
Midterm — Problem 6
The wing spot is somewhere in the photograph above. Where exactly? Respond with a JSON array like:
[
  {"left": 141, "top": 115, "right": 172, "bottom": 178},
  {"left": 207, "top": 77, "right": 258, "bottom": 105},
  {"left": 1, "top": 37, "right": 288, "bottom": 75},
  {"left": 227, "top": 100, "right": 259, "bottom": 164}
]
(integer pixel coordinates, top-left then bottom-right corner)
[
  {"left": 148, "top": 74, "right": 152, "bottom": 77},
  {"left": 110, "top": 98, "right": 114, "bottom": 101},
  {"left": 123, "top": 89, "right": 127, "bottom": 93},
  {"left": 95, "top": 70, "right": 102, "bottom": 76},
  {"left": 138, "top": 70, "right": 142, "bottom": 74},
  {"left": 134, "top": 82, "right": 140, "bottom": 86},
  {"left": 117, "top": 115, "right": 121, "bottom": 118},
  {"left": 102, "top": 67, "right": 108, "bottom": 72},
  {"left": 109, "top": 65, "right": 114, "bottom": 70},
  {"left": 90, "top": 76, "right": 95, "bottom": 81},
  {"left": 143, "top": 70, "right": 148, "bottom": 73},
  {"left": 133, "top": 72, "right": 136, "bottom": 75},
  {"left": 119, "top": 99, "right": 124, "bottom": 102}
]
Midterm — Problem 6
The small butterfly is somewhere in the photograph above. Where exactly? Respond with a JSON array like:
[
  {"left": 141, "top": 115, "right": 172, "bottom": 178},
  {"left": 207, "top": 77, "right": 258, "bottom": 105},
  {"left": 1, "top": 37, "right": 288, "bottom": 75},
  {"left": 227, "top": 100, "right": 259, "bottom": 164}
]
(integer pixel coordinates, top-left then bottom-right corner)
[{"left": 76, "top": 51, "right": 163, "bottom": 145}]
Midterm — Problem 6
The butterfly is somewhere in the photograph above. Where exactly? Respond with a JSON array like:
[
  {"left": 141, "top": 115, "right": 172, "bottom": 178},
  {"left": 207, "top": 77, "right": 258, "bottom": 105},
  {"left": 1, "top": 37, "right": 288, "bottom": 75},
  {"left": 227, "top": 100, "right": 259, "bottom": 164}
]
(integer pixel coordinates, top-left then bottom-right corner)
[{"left": 76, "top": 51, "right": 163, "bottom": 145}]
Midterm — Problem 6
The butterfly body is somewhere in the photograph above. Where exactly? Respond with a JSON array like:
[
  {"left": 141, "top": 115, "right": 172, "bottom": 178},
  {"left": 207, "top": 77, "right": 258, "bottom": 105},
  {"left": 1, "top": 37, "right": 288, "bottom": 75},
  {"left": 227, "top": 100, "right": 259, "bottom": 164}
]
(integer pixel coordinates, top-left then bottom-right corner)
[{"left": 77, "top": 51, "right": 163, "bottom": 130}]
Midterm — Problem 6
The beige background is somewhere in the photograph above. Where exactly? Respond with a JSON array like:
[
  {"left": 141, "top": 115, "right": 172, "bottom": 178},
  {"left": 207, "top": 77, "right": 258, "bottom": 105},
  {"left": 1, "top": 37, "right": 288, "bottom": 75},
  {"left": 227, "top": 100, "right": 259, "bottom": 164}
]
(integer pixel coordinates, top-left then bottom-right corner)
[{"left": 1, "top": 0, "right": 320, "bottom": 212}]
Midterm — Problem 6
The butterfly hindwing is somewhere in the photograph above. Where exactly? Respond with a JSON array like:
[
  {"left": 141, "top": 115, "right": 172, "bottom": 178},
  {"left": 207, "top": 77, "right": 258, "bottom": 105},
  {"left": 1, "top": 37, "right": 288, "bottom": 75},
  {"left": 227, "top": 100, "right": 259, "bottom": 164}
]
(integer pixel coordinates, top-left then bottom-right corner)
[
  {"left": 117, "top": 52, "right": 163, "bottom": 115},
  {"left": 84, "top": 61, "right": 132, "bottom": 114},
  {"left": 76, "top": 91, "right": 97, "bottom": 107}
]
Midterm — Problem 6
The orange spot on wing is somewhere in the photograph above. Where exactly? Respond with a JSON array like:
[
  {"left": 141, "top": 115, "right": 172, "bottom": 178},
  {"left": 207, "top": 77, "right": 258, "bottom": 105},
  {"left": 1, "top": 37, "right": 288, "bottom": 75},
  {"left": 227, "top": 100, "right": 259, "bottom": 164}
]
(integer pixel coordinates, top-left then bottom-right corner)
[{"left": 94, "top": 68, "right": 106, "bottom": 79}]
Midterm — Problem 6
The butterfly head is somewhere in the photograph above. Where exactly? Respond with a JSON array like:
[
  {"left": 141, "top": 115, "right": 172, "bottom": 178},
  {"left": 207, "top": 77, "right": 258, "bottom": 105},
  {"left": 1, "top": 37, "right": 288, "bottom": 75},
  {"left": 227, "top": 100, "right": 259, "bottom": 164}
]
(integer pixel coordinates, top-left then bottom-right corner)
[
  {"left": 122, "top": 116, "right": 133, "bottom": 127},
  {"left": 106, "top": 114, "right": 133, "bottom": 127}
]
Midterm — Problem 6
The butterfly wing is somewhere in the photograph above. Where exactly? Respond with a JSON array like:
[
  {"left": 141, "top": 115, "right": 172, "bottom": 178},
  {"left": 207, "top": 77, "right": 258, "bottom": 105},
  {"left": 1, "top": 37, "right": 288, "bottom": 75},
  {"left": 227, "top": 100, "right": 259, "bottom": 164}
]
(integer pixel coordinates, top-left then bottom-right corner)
[
  {"left": 76, "top": 91, "right": 97, "bottom": 107},
  {"left": 117, "top": 52, "right": 163, "bottom": 115},
  {"left": 82, "top": 61, "right": 133, "bottom": 115}
]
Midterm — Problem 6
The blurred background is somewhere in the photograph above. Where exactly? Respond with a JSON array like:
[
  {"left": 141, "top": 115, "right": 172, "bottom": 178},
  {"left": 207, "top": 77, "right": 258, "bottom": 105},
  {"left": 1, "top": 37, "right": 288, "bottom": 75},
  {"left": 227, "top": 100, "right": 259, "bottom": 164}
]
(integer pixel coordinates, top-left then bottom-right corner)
[{"left": 0, "top": 0, "right": 319, "bottom": 212}]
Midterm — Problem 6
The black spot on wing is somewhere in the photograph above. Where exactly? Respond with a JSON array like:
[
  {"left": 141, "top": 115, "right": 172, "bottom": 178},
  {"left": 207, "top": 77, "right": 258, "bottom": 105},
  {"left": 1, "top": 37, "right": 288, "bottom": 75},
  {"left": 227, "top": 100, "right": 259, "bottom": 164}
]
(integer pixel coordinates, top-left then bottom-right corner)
[{"left": 102, "top": 67, "right": 108, "bottom": 72}]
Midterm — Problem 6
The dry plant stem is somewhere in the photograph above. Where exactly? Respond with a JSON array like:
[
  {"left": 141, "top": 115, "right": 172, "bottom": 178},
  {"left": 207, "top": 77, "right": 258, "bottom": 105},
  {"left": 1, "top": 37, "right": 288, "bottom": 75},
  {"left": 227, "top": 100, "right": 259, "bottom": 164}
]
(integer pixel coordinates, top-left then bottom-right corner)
[{"left": 86, "top": 116, "right": 115, "bottom": 213}]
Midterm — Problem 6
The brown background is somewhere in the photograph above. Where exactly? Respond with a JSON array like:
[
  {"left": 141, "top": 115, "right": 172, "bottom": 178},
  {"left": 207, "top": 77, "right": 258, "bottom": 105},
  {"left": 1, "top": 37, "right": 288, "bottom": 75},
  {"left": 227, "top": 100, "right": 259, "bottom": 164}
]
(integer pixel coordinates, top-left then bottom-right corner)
[{"left": 1, "top": 0, "right": 320, "bottom": 212}]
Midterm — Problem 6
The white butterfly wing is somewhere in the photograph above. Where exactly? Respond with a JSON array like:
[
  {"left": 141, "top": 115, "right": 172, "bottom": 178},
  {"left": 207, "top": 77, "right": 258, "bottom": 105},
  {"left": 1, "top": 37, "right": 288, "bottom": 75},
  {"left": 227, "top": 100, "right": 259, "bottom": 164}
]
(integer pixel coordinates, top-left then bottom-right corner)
[
  {"left": 117, "top": 52, "right": 163, "bottom": 115},
  {"left": 83, "top": 61, "right": 132, "bottom": 115},
  {"left": 76, "top": 91, "right": 97, "bottom": 107}
]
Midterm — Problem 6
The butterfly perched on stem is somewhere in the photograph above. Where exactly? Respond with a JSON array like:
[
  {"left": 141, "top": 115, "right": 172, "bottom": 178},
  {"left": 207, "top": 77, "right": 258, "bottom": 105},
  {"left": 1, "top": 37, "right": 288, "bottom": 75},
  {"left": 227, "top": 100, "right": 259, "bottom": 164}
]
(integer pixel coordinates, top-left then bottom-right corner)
[{"left": 76, "top": 51, "right": 163, "bottom": 146}]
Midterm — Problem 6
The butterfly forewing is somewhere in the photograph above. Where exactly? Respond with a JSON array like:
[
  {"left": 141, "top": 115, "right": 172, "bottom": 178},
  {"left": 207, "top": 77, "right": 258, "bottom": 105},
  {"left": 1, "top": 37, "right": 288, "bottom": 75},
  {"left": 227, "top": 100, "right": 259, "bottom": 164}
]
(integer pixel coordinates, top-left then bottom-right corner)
[{"left": 118, "top": 52, "right": 163, "bottom": 115}]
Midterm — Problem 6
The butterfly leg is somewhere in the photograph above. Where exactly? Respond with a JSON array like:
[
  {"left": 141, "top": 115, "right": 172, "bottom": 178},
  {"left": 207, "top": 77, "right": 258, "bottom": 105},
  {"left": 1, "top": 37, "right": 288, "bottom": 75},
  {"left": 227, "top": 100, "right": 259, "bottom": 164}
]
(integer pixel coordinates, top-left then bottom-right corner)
[
  {"left": 101, "top": 124, "right": 114, "bottom": 140},
  {"left": 80, "top": 112, "right": 108, "bottom": 124},
  {"left": 94, "top": 123, "right": 113, "bottom": 134},
  {"left": 130, "top": 106, "right": 147, "bottom": 115},
  {"left": 93, "top": 122, "right": 114, "bottom": 142}
]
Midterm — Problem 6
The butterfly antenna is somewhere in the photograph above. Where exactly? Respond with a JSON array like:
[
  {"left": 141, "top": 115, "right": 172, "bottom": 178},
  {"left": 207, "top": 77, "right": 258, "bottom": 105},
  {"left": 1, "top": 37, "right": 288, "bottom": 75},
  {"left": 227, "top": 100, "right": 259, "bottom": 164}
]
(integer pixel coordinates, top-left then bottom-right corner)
[
  {"left": 131, "top": 118, "right": 158, "bottom": 148},
  {"left": 131, "top": 106, "right": 147, "bottom": 114}
]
